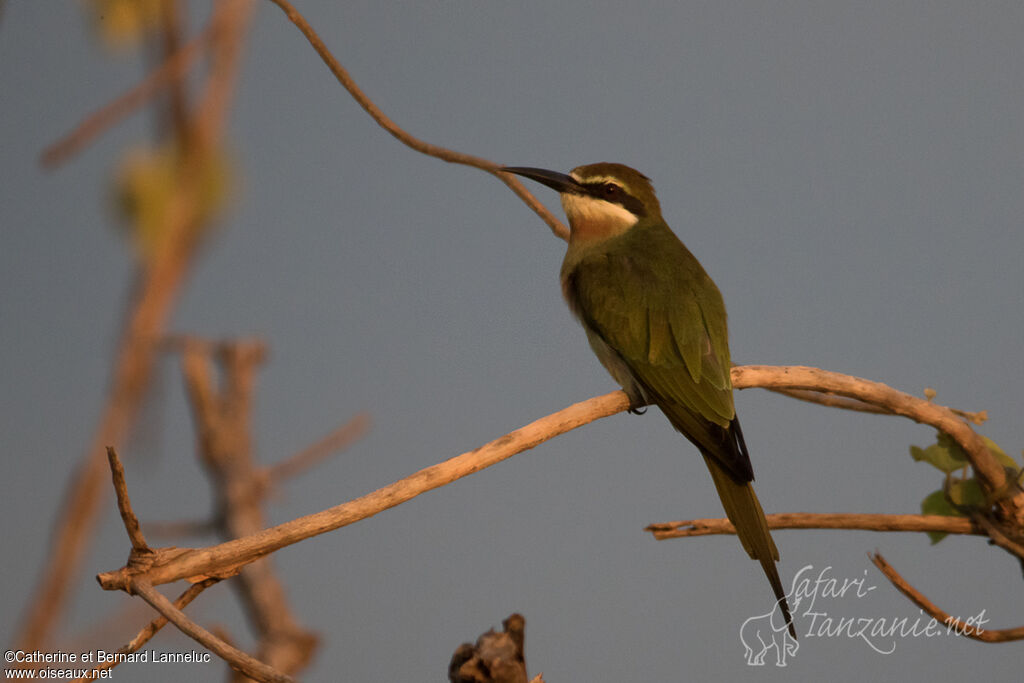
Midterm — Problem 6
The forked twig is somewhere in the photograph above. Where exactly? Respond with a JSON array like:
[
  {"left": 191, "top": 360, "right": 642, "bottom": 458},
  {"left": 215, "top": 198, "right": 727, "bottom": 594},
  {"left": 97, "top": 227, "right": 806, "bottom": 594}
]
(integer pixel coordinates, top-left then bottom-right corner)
[
  {"left": 132, "top": 580, "right": 296, "bottom": 682},
  {"left": 70, "top": 579, "right": 219, "bottom": 682}
]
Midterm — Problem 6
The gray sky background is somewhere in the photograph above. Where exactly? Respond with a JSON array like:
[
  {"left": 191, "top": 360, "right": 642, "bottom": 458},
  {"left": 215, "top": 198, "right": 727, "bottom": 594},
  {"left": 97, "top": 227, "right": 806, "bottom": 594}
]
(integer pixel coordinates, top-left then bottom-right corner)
[{"left": 3, "top": 2, "right": 1023, "bottom": 681}]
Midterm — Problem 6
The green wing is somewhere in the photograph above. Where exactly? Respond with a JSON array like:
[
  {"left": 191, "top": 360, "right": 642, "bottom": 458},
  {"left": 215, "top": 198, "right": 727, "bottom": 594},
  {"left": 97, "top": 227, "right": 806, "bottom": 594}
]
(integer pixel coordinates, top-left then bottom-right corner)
[
  {"left": 568, "top": 222, "right": 751, "bottom": 480},
  {"left": 566, "top": 221, "right": 790, "bottom": 632}
]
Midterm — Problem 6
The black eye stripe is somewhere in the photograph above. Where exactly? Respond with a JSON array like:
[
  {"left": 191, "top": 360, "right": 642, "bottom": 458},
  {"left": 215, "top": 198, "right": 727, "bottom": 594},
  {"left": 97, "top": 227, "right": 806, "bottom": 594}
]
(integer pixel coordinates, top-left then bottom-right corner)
[{"left": 581, "top": 181, "right": 647, "bottom": 218}]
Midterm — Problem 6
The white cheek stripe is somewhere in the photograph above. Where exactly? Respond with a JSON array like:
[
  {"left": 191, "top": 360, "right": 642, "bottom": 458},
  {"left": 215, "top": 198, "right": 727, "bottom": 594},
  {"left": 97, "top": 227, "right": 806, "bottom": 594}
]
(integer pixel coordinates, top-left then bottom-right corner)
[{"left": 560, "top": 193, "right": 639, "bottom": 232}]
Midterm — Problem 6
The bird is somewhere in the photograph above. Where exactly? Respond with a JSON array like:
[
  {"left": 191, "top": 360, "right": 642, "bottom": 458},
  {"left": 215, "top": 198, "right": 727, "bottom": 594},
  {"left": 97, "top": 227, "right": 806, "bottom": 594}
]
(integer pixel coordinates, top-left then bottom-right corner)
[{"left": 502, "top": 162, "right": 795, "bottom": 637}]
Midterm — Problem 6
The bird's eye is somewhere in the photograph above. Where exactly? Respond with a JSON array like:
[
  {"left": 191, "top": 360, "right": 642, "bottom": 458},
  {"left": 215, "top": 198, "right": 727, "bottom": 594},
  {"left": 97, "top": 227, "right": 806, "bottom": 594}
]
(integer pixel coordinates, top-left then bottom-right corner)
[{"left": 602, "top": 183, "right": 620, "bottom": 199}]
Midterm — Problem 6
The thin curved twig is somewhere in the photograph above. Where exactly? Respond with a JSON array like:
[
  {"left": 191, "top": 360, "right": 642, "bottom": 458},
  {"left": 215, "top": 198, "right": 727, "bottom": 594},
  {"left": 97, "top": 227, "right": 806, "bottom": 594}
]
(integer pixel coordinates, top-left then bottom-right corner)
[
  {"left": 870, "top": 552, "right": 1024, "bottom": 643},
  {"left": 264, "top": 0, "right": 569, "bottom": 241}
]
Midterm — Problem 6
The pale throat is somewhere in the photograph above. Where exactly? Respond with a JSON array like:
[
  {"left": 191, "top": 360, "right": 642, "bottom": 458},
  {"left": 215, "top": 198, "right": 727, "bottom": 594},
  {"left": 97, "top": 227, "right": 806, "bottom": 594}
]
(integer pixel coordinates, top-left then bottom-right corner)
[{"left": 560, "top": 193, "right": 638, "bottom": 244}]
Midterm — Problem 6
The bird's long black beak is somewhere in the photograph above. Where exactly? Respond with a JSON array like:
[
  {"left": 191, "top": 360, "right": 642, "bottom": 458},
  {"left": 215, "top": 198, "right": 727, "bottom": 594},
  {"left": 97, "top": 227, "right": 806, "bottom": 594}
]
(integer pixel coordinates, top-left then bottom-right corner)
[{"left": 501, "top": 167, "right": 583, "bottom": 194}]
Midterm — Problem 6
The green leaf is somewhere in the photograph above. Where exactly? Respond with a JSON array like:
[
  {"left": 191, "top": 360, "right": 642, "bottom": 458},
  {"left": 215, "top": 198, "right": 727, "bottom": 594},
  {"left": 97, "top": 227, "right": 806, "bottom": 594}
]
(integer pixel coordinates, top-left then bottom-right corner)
[
  {"left": 909, "top": 439, "right": 966, "bottom": 473},
  {"left": 948, "top": 478, "right": 986, "bottom": 508},
  {"left": 980, "top": 436, "right": 1019, "bottom": 472},
  {"left": 936, "top": 433, "right": 970, "bottom": 466},
  {"left": 908, "top": 432, "right": 1019, "bottom": 474},
  {"left": 921, "top": 489, "right": 958, "bottom": 516},
  {"left": 920, "top": 489, "right": 958, "bottom": 544}
]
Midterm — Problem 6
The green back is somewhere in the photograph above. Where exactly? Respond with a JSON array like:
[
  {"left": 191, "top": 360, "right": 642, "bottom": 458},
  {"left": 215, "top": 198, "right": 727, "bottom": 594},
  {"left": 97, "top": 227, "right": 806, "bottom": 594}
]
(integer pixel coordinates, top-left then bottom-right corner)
[{"left": 563, "top": 219, "right": 742, "bottom": 468}]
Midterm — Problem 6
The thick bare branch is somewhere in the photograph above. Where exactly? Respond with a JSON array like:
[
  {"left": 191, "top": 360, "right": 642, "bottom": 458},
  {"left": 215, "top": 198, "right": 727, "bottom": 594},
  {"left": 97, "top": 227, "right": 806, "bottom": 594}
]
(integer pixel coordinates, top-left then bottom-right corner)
[
  {"left": 97, "top": 390, "right": 632, "bottom": 590},
  {"left": 98, "top": 365, "right": 1022, "bottom": 618},
  {"left": 733, "top": 365, "right": 1024, "bottom": 524}
]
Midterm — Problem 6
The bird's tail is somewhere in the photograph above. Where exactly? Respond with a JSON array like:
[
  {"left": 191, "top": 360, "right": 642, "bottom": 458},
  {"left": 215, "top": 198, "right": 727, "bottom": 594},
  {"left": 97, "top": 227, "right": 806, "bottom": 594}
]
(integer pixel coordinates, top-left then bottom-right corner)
[{"left": 702, "top": 454, "right": 796, "bottom": 639}]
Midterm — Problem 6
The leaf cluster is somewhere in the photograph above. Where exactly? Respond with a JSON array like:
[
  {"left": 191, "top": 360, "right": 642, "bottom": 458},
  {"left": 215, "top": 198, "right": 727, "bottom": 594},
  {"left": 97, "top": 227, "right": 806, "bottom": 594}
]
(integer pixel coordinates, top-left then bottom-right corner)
[{"left": 911, "top": 432, "right": 1021, "bottom": 543}]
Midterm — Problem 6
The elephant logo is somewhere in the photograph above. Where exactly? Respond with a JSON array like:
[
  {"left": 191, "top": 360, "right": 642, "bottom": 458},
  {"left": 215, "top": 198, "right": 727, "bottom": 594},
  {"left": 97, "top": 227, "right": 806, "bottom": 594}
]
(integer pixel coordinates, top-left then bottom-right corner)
[{"left": 739, "top": 597, "right": 799, "bottom": 666}]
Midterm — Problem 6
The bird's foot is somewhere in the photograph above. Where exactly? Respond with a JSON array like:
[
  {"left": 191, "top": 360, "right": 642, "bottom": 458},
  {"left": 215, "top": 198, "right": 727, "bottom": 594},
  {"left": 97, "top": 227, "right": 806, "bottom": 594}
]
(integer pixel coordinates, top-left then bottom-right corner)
[{"left": 627, "top": 398, "right": 649, "bottom": 415}]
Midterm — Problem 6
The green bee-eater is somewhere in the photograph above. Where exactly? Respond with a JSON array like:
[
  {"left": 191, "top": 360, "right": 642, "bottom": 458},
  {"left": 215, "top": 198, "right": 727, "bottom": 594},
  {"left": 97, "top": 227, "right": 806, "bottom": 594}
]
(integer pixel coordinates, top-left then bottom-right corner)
[{"left": 504, "top": 163, "right": 794, "bottom": 637}]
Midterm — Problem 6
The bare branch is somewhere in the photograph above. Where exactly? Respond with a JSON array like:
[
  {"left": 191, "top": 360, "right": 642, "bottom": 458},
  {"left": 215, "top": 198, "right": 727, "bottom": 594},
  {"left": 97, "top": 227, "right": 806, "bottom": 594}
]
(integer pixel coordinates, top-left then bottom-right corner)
[
  {"left": 764, "top": 385, "right": 989, "bottom": 424},
  {"left": 970, "top": 513, "right": 1024, "bottom": 561},
  {"left": 267, "top": 412, "right": 371, "bottom": 484},
  {"left": 132, "top": 580, "right": 297, "bottom": 683},
  {"left": 97, "top": 390, "right": 632, "bottom": 590},
  {"left": 264, "top": 0, "right": 569, "bottom": 241},
  {"left": 870, "top": 552, "right": 1024, "bottom": 643},
  {"left": 157, "top": 0, "right": 191, "bottom": 141},
  {"left": 764, "top": 387, "right": 892, "bottom": 415},
  {"left": 180, "top": 337, "right": 318, "bottom": 678},
  {"left": 97, "top": 365, "right": 1023, "bottom": 620},
  {"left": 193, "top": 0, "right": 255, "bottom": 147},
  {"left": 144, "top": 410, "right": 370, "bottom": 540},
  {"left": 106, "top": 447, "right": 150, "bottom": 553},
  {"left": 733, "top": 365, "right": 1024, "bottom": 525},
  {"left": 71, "top": 579, "right": 219, "bottom": 682},
  {"left": 647, "top": 513, "right": 979, "bottom": 540},
  {"left": 41, "top": 18, "right": 214, "bottom": 168},
  {"left": 16, "top": 0, "right": 254, "bottom": 654},
  {"left": 144, "top": 518, "right": 219, "bottom": 539}
]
